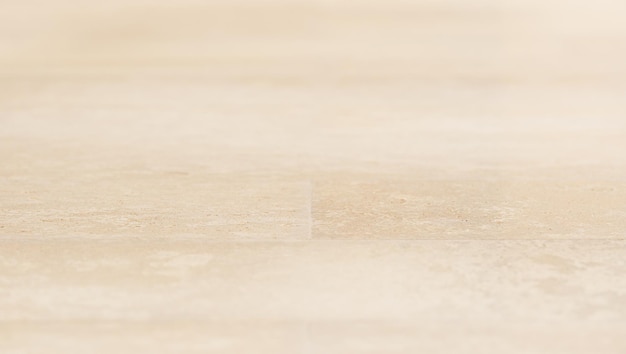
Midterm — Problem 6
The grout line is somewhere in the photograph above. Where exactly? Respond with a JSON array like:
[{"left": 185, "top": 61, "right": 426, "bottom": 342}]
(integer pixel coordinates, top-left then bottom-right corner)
[{"left": 307, "top": 179, "right": 313, "bottom": 240}]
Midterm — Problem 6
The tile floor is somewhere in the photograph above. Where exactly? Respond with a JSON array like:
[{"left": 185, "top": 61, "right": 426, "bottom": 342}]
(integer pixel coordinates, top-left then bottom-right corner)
[{"left": 1, "top": 0, "right": 626, "bottom": 352}]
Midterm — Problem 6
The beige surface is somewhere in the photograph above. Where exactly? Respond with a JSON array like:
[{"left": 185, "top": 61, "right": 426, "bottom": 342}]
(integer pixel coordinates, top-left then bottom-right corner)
[{"left": 1, "top": 0, "right": 626, "bottom": 352}]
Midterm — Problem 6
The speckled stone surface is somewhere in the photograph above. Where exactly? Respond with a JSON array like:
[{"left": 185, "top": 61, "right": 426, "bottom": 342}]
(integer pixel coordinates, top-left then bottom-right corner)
[{"left": 1, "top": 0, "right": 626, "bottom": 352}]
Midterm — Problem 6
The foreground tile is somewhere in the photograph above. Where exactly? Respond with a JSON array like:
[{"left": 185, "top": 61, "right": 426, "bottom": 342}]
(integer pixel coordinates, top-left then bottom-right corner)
[
  {"left": 0, "top": 152, "right": 310, "bottom": 239},
  {"left": 313, "top": 173, "right": 626, "bottom": 240},
  {"left": 308, "top": 321, "right": 626, "bottom": 354},
  {"left": 1, "top": 240, "right": 625, "bottom": 322},
  {"left": 1, "top": 320, "right": 624, "bottom": 354},
  {"left": 0, "top": 321, "right": 304, "bottom": 354}
]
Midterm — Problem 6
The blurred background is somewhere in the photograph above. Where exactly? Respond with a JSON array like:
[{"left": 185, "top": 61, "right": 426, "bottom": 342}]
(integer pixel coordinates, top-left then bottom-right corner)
[
  {"left": 2, "top": 0, "right": 625, "bottom": 172},
  {"left": 2, "top": 0, "right": 626, "bottom": 80}
]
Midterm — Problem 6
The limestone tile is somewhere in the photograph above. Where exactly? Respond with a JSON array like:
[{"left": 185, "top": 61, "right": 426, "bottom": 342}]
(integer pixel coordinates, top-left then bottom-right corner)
[
  {"left": 308, "top": 321, "right": 626, "bottom": 354},
  {"left": 0, "top": 321, "right": 304, "bottom": 354},
  {"left": 313, "top": 173, "right": 626, "bottom": 240},
  {"left": 1, "top": 321, "right": 624, "bottom": 354},
  {"left": 1, "top": 240, "right": 625, "bottom": 322},
  {"left": 0, "top": 159, "right": 310, "bottom": 239}
]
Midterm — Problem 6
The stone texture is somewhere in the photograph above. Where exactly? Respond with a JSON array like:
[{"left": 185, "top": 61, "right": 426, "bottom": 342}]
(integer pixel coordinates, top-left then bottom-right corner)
[
  {"left": 1, "top": 240, "right": 625, "bottom": 322},
  {"left": 1, "top": 0, "right": 626, "bottom": 352},
  {"left": 313, "top": 174, "right": 626, "bottom": 239}
]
